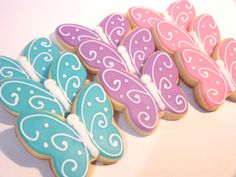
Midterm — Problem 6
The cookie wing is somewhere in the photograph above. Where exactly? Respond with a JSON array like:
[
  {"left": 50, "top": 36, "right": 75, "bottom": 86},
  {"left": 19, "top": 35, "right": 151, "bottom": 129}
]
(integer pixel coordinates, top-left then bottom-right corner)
[
  {"left": 77, "top": 39, "right": 127, "bottom": 74},
  {"left": 127, "top": 7, "right": 163, "bottom": 29},
  {"left": 0, "top": 56, "right": 30, "bottom": 80},
  {"left": 24, "top": 37, "right": 60, "bottom": 82},
  {"left": 0, "top": 78, "right": 65, "bottom": 116},
  {"left": 176, "top": 48, "right": 227, "bottom": 110},
  {"left": 167, "top": 0, "right": 196, "bottom": 30},
  {"left": 16, "top": 111, "right": 91, "bottom": 177},
  {"left": 72, "top": 82, "right": 123, "bottom": 161},
  {"left": 142, "top": 51, "right": 188, "bottom": 117},
  {"left": 120, "top": 27, "right": 155, "bottom": 76},
  {"left": 98, "top": 68, "right": 159, "bottom": 134},
  {"left": 49, "top": 52, "right": 87, "bottom": 104},
  {"left": 153, "top": 20, "right": 197, "bottom": 54},
  {"left": 190, "top": 14, "right": 220, "bottom": 56},
  {"left": 99, "top": 13, "right": 131, "bottom": 48}
]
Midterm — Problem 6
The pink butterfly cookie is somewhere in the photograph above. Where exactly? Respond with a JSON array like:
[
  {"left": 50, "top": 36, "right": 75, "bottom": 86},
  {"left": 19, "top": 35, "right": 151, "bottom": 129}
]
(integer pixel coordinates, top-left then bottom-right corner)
[
  {"left": 56, "top": 13, "right": 131, "bottom": 51},
  {"left": 153, "top": 13, "right": 236, "bottom": 111},
  {"left": 97, "top": 51, "right": 188, "bottom": 135},
  {"left": 127, "top": 0, "right": 196, "bottom": 30}
]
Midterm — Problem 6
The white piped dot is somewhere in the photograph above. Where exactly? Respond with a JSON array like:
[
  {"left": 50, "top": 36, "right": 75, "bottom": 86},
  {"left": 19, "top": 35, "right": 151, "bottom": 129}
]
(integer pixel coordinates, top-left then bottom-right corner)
[
  {"left": 146, "top": 106, "right": 150, "bottom": 110},
  {"left": 115, "top": 39, "right": 119, "bottom": 43},
  {"left": 99, "top": 46, "right": 103, "bottom": 50},
  {"left": 216, "top": 81, "right": 220, "bottom": 85},
  {"left": 75, "top": 28, "right": 79, "bottom": 32},
  {"left": 159, "top": 67, "right": 163, "bottom": 71},
  {"left": 97, "top": 60, "right": 101, "bottom": 64},
  {"left": 77, "top": 150, "right": 82, "bottom": 156},
  {"left": 65, "top": 62, "right": 69, "bottom": 66},
  {"left": 63, "top": 74, "right": 67, "bottom": 78},
  {"left": 181, "top": 25, "right": 185, "bottom": 29},
  {"left": 176, "top": 6, "right": 180, "bottom": 9},
  {"left": 44, "top": 123, "right": 49, "bottom": 128},
  {"left": 175, "top": 30, "right": 178, "bottom": 33},
  {"left": 51, "top": 109, "right": 56, "bottom": 114},
  {"left": 169, "top": 74, "right": 172, "bottom": 78},
  {"left": 124, "top": 79, "right": 128, "bottom": 83},
  {"left": 33, "top": 47, "right": 37, "bottom": 50},
  {"left": 144, "top": 46, "right": 148, "bottom": 50},
  {"left": 87, "top": 102, "right": 92, "bottom": 107},
  {"left": 142, "top": 19, "right": 146, "bottom": 23},
  {"left": 72, "top": 36, "right": 75, "bottom": 40},
  {"left": 43, "top": 142, "right": 48, "bottom": 148},
  {"left": 73, "top": 93, "right": 76, "bottom": 97},
  {"left": 141, "top": 64, "right": 144, "bottom": 67},
  {"left": 30, "top": 90, "right": 34, "bottom": 94},
  {"left": 16, "top": 87, "right": 21, "bottom": 91},
  {"left": 120, "top": 94, "right": 123, "bottom": 98},
  {"left": 172, "top": 43, "right": 176, "bottom": 46},
  {"left": 48, "top": 49, "right": 52, "bottom": 53},
  {"left": 168, "top": 95, "right": 171, "bottom": 99},
  {"left": 201, "top": 25, "right": 205, "bottom": 28},
  {"left": 104, "top": 107, "right": 108, "bottom": 112},
  {"left": 199, "top": 58, "right": 203, "bottom": 62},
  {"left": 42, "top": 67, "right": 46, "bottom": 71},
  {"left": 99, "top": 135, "right": 104, "bottom": 140},
  {"left": 145, "top": 11, "right": 149, "bottom": 14},
  {"left": 230, "top": 53, "right": 233, "bottom": 57},
  {"left": 192, "top": 66, "right": 196, "bottom": 70},
  {"left": 121, "top": 23, "right": 125, "bottom": 26},
  {"left": 134, "top": 40, "right": 138, "bottom": 44},
  {"left": 111, "top": 21, "right": 115, "bottom": 25}
]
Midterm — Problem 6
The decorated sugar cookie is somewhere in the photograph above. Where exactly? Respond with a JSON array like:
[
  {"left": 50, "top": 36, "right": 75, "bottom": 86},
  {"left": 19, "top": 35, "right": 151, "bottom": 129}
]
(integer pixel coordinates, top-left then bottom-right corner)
[
  {"left": 77, "top": 27, "right": 155, "bottom": 76},
  {"left": 0, "top": 37, "right": 60, "bottom": 82},
  {"left": 56, "top": 13, "right": 131, "bottom": 51},
  {"left": 127, "top": 0, "right": 196, "bottom": 30},
  {"left": 97, "top": 51, "right": 188, "bottom": 135},
  {"left": 0, "top": 52, "right": 87, "bottom": 116},
  {"left": 16, "top": 82, "right": 124, "bottom": 177},
  {"left": 153, "top": 13, "right": 236, "bottom": 111},
  {"left": 152, "top": 14, "right": 220, "bottom": 56}
]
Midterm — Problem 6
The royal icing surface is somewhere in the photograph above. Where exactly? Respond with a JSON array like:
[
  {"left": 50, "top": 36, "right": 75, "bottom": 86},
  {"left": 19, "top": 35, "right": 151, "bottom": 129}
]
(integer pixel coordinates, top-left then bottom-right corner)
[
  {"left": 190, "top": 14, "right": 220, "bottom": 56},
  {"left": 72, "top": 82, "right": 123, "bottom": 159},
  {"left": 0, "top": 78, "right": 66, "bottom": 116},
  {"left": 49, "top": 52, "right": 87, "bottom": 104},
  {"left": 17, "top": 112, "right": 91, "bottom": 177},
  {"left": 24, "top": 37, "right": 60, "bottom": 82},
  {"left": 127, "top": 0, "right": 195, "bottom": 30},
  {"left": 56, "top": 13, "right": 130, "bottom": 49},
  {"left": 0, "top": 56, "right": 30, "bottom": 80}
]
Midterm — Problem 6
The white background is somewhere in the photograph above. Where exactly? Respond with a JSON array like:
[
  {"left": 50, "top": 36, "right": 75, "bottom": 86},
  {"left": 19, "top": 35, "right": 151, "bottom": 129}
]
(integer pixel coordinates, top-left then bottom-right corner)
[{"left": 0, "top": 0, "right": 236, "bottom": 177}]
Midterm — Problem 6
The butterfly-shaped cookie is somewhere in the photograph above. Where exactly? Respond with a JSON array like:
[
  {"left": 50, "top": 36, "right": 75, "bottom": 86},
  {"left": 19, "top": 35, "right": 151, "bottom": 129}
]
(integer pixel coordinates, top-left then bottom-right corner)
[
  {"left": 0, "top": 37, "right": 60, "bottom": 82},
  {"left": 56, "top": 13, "right": 131, "bottom": 51},
  {"left": 153, "top": 13, "right": 236, "bottom": 111},
  {"left": 0, "top": 52, "right": 86, "bottom": 116},
  {"left": 127, "top": 0, "right": 196, "bottom": 30},
  {"left": 15, "top": 81, "right": 123, "bottom": 177},
  {"left": 97, "top": 51, "right": 188, "bottom": 135},
  {"left": 77, "top": 27, "right": 155, "bottom": 76}
]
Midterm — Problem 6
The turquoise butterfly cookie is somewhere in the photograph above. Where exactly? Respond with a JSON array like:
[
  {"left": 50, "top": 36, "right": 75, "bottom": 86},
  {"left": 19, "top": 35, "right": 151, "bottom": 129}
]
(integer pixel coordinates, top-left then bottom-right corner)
[
  {"left": 0, "top": 37, "right": 60, "bottom": 82},
  {"left": 16, "top": 82, "right": 123, "bottom": 177},
  {"left": 0, "top": 51, "right": 87, "bottom": 116}
]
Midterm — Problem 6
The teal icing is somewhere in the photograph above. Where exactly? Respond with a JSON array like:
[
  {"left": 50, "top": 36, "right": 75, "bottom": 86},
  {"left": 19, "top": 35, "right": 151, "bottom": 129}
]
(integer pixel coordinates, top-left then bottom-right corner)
[
  {"left": 49, "top": 52, "right": 87, "bottom": 104},
  {"left": 24, "top": 37, "right": 60, "bottom": 82},
  {"left": 17, "top": 111, "right": 92, "bottom": 177},
  {"left": 73, "top": 82, "right": 123, "bottom": 160},
  {"left": 0, "top": 78, "right": 65, "bottom": 116},
  {"left": 0, "top": 56, "right": 30, "bottom": 80}
]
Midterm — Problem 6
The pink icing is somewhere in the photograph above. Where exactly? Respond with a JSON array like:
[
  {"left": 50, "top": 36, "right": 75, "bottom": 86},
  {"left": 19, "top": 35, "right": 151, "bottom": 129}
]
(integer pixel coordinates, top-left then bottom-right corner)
[
  {"left": 178, "top": 48, "right": 227, "bottom": 109},
  {"left": 191, "top": 14, "right": 220, "bottom": 56},
  {"left": 167, "top": 0, "right": 196, "bottom": 30}
]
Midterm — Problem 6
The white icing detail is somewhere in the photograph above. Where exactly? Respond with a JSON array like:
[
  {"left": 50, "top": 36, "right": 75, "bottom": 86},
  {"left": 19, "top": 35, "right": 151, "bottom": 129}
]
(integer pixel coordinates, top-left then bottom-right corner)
[
  {"left": 17, "top": 56, "right": 40, "bottom": 82},
  {"left": 67, "top": 114, "right": 99, "bottom": 157},
  {"left": 42, "top": 67, "right": 46, "bottom": 71},
  {"left": 120, "top": 94, "right": 123, "bottom": 98},
  {"left": 87, "top": 102, "right": 92, "bottom": 107},
  {"left": 33, "top": 47, "right": 37, "bottom": 50},
  {"left": 162, "top": 10, "right": 173, "bottom": 23},
  {"left": 51, "top": 109, "right": 56, "bottom": 113},
  {"left": 44, "top": 123, "right": 49, "bottom": 128},
  {"left": 216, "top": 60, "right": 236, "bottom": 92},
  {"left": 118, "top": 46, "right": 136, "bottom": 73},
  {"left": 99, "top": 135, "right": 104, "bottom": 140},
  {"left": 17, "top": 87, "right": 21, "bottom": 91},
  {"left": 189, "top": 31, "right": 207, "bottom": 54},
  {"left": 44, "top": 79, "right": 71, "bottom": 112},
  {"left": 104, "top": 107, "right": 108, "bottom": 112},
  {"left": 94, "top": 26, "right": 110, "bottom": 45},
  {"left": 30, "top": 90, "right": 34, "bottom": 94},
  {"left": 43, "top": 142, "right": 48, "bottom": 148},
  {"left": 77, "top": 150, "right": 82, "bottom": 156},
  {"left": 65, "top": 62, "right": 69, "bottom": 66},
  {"left": 141, "top": 74, "right": 165, "bottom": 110}
]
